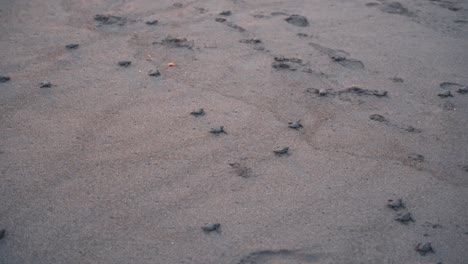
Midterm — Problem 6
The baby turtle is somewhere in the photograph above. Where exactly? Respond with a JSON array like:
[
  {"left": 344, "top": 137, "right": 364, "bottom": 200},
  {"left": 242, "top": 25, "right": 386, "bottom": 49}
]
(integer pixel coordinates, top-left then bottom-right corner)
[
  {"left": 438, "top": 91, "right": 453, "bottom": 98},
  {"left": 118, "top": 61, "right": 131, "bottom": 67},
  {"left": 408, "top": 153, "right": 425, "bottom": 162},
  {"left": 201, "top": 223, "right": 220, "bottom": 232},
  {"left": 394, "top": 212, "right": 414, "bottom": 223},
  {"left": 219, "top": 10, "right": 232, "bottom": 16},
  {"left": 215, "top": 17, "right": 226, "bottom": 22},
  {"left": 65, "top": 44, "right": 79, "bottom": 49},
  {"left": 415, "top": 242, "right": 434, "bottom": 255},
  {"left": 369, "top": 114, "right": 386, "bottom": 122},
  {"left": 40, "top": 81, "right": 52, "bottom": 88},
  {"left": 387, "top": 199, "right": 404, "bottom": 210},
  {"left": 145, "top": 20, "right": 158, "bottom": 25},
  {"left": 148, "top": 70, "right": 161, "bottom": 77},
  {"left": 404, "top": 126, "right": 421, "bottom": 133},
  {"left": 190, "top": 108, "right": 205, "bottom": 116},
  {"left": 0, "top": 229, "right": 5, "bottom": 240},
  {"left": 331, "top": 55, "right": 346, "bottom": 62},
  {"left": 273, "top": 147, "right": 289, "bottom": 156},
  {"left": 0, "top": 75, "right": 11, "bottom": 83},
  {"left": 210, "top": 126, "right": 226, "bottom": 134},
  {"left": 288, "top": 120, "right": 303, "bottom": 129},
  {"left": 457, "top": 86, "right": 468, "bottom": 94},
  {"left": 318, "top": 88, "right": 328, "bottom": 96}
]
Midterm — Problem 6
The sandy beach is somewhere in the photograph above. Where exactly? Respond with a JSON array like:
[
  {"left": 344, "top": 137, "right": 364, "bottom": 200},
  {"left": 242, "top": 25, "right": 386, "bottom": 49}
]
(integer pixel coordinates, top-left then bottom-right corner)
[{"left": 1, "top": 0, "right": 468, "bottom": 263}]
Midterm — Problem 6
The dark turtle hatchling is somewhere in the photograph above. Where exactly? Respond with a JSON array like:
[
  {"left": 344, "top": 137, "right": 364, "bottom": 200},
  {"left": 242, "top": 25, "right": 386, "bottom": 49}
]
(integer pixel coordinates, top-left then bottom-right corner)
[
  {"left": 190, "top": 108, "right": 205, "bottom": 116},
  {"left": 288, "top": 120, "right": 303, "bottom": 129},
  {"left": 210, "top": 126, "right": 226, "bottom": 134},
  {"left": 202, "top": 223, "right": 221, "bottom": 232},
  {"left": 273, "top": 147, "right": 289, "bottom": 155}
]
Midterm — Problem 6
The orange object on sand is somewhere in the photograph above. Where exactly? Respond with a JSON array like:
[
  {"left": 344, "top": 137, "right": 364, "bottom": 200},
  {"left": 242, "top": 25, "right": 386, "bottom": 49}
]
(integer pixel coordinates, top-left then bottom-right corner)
[{"left": 168, "top": 62, "right": 176, "bottom": 67}]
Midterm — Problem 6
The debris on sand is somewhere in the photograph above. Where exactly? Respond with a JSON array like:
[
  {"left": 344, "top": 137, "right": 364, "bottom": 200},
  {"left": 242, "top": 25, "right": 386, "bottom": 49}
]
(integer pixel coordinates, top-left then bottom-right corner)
[
  {"left": 0, "top": 75, "right": 11, "bottom": 83},
  {"left": 339, "top": 87, "right": 388, "bottom": 97},
  {"left": 285, "top": 14, "right": 309, "bottom": 27},
  {"left": 415, "top": 242, "right": 434, "bottom": 255},
  {"left": 219, "top": 10, "right": 232, "bottom": 16},
  {"left": 215, "top": 17, "right": 227, "bottom": 22},
  {"left": 437, "top": 91, "right": 453, "bottom": 98},
  {"left": 202, "top": 223, "right": 221, "bottom": 232},
  {"left": 369, "top": 114, "right": 387, "bottom": 122},
  {"left": 273, "top": 147, "right": 289, "bottom": 156},
  {"left": 118, "top": 61, "right": 131, "bottom": 67},
  {"left": 145, "top": 20, "right": 158, "bottom": 25},
  {"left": 394, "top": 212, "right": 414, "bottom": 223},
  {"left": 210, "top": 126, "right": 226, "bottom": 134},
  {"left": 457, "top": 86, "right": 468, "bottom": 94},
  {"left": 65, "top": 44, "right": 79, "bottom": 50},
  {"left": 190, "top": 108, "right": 205, "bottom": 116},
  {"left": 288, "top": 120, "right": 303, "bottom": 129},
  {"left": 40, "top": 81, "right": 52, "bottom": 88},
  {"left": 155, "top": 36, "right": 194, "bottom": 49},
  {"left": 0, "top": 229, "right": 5, "bottom": 240},
  {"left": 387, "top": 199, "right": 405, "bottom": 210},
  {"left": 94, "top": 14, "right": 127, "bottom": 26},
  {"left": 168, "top": 62, "right": 176, "bottom": 67}
]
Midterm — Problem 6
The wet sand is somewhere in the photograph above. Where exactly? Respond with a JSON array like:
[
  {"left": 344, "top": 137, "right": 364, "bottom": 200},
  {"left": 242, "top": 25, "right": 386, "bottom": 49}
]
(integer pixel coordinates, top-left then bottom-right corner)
[{"left": 1, "top": 0, "right": 468, "bottom": 263}]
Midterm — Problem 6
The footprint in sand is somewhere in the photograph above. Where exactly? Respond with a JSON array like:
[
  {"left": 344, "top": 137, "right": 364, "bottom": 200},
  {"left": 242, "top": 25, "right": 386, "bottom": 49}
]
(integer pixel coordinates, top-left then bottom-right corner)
[
  {"left": 377, "top": 2, "right": 414, "bottom": 17},
  {"left": 237, "top": 249, "right": 325, "bottom": 264},
  {"left": 440, "top": 82, "right": 464, "bottom": 89},
  {"left": 309, "top": 43, "right": 365, "bottom": 69}
]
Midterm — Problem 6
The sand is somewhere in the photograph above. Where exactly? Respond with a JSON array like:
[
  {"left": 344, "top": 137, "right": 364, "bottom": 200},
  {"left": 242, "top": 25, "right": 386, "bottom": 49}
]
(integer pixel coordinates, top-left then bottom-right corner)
[{"left": 1, "top": 0, "right": 468, "bottom": 263}]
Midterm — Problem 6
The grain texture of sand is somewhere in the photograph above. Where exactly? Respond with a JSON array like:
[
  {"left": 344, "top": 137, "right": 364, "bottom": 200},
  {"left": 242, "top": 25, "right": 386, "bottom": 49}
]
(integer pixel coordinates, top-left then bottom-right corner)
[{"left": 1, "top": 0, "right": 468, "bottom": 263}]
